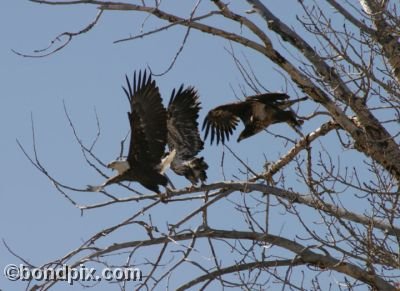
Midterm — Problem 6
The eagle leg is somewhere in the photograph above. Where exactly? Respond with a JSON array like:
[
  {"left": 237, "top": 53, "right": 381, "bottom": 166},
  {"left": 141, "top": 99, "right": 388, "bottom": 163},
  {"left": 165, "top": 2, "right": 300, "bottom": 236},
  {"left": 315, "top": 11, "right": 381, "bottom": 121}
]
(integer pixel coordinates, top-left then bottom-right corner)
[
  {"left": 164, "top": 174, "right": 176, "bottom": 190},
  {"left": 157, "top": 186, "right": 173, "bottom": 204}
]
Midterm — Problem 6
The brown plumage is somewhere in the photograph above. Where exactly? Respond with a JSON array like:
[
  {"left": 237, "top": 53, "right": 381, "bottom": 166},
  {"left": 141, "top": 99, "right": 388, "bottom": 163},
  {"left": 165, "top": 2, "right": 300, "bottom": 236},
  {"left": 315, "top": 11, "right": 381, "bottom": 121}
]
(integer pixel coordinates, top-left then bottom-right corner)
[
  {"left": 202, "top": 93, "right": 307, "bottom": 145},
  {"left": 88, "top": 70, "right": 168, "bottom": 193},
  {"left": 166, "top": 85, "right": 208, "bottom": 185}
]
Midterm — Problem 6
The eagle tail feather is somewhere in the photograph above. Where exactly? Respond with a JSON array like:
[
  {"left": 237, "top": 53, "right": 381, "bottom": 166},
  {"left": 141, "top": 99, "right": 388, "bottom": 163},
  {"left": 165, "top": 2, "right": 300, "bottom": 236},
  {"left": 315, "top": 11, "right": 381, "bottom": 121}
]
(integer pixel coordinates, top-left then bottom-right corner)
[{"left": 190, "top": 156, "right": 208, "bottom": 183}]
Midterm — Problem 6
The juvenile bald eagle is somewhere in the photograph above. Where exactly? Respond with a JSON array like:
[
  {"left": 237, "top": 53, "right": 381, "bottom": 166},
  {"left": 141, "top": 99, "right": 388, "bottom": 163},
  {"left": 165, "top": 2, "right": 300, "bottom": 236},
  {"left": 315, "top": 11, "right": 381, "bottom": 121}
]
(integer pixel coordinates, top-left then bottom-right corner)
[
  {"left": 166, "top": 85, "right": 208, "bottom": 185},
  {"left": 202, "top": 93, "right": 307, "bottom": 145},
  {"left": 88, "top": 70, "right": 169, "bottom": 193}
]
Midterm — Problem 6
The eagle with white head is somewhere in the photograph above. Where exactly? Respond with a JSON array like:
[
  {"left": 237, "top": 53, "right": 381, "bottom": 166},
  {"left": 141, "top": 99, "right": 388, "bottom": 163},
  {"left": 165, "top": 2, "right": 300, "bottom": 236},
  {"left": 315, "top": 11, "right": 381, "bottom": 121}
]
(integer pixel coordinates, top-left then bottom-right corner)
[{"left": 87, "top": 70, "right": 170, "bottom": 194}]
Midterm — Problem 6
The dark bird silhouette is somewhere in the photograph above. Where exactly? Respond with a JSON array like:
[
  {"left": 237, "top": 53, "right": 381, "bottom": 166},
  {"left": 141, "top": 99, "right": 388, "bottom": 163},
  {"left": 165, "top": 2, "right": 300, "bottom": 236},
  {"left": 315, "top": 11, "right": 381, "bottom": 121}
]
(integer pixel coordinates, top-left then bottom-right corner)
[
  {"left": 166, "top": 85, "right": 208, "bottom": 185},
  {"left": 87, "top": 70, "right": 170, "bottom": 193},
  {"left": 202, "top": 93, "right": 307, "bottom": 145}
]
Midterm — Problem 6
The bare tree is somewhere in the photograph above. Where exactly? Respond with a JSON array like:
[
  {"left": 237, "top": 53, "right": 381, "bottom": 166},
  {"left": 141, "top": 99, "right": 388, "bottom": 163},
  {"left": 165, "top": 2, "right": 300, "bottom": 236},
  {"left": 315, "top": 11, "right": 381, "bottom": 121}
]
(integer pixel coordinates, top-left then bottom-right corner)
[{"left": 14, "top": 0, "right": 400, "bottom": 290}]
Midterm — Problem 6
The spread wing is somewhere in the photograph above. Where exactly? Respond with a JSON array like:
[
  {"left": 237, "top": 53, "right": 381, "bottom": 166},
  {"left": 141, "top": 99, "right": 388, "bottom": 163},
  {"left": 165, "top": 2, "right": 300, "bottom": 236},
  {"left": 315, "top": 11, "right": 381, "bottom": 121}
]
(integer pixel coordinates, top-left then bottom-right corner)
[
  {"left": 123, "top": 70, "right": 167, "bottom": 168},
  {"left": 167, "top": 85, "right": 203, "bottom": 161},
  {"left": 247, "top": 93, "right": 307, "bottom": 110},
  {"left": 246, "top": 93, "right": 290, "bottom": 103},
  {"left": 202, "top": 102, "right": 247, "bottom": 145}
]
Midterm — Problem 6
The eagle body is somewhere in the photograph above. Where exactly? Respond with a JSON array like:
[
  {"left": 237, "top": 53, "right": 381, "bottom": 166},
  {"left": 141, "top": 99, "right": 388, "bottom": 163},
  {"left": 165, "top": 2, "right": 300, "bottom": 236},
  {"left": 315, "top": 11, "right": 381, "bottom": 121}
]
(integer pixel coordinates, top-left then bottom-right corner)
[
  {"left": 166, "top": 85, "right": 208, "bottom": 185},
  {"left": 100, "top": 162, "right": 168, "bottom": 194},
  {"left": 88, "top": 70, "right": 168, "bottom": 193},
  {"left": 203, "top": 93, "right": 307, "bottom": 144},
  {"left": 171, "top": 157, "right": 208, "bottom": 185}
]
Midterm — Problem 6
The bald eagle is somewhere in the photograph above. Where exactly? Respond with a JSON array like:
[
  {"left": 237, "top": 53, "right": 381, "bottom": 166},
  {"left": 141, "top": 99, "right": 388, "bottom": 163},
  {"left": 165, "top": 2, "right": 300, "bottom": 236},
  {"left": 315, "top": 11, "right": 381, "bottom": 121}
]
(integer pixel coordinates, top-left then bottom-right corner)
[
  {"left": 202, "top": 93, "right": 307, "bottom": 145},
  {"left": 166, "top": 85, "right": 208, "bottom": 185},
  {"left": 88, "top": 70, "right": 169, "bottom": 193}
]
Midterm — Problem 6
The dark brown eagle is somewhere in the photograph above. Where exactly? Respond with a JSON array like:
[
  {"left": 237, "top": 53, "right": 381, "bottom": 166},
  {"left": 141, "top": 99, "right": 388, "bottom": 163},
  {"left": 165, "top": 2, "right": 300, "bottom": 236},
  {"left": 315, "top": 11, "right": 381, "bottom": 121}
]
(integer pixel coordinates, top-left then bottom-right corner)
[
  {"left": 202, "top": 93, "right": 307, "bottom": 145},
  {"left": 88, "top": 70, "right": 169, "bottom": 193},
  {"left": 165, "top": 85, "right": 208, "bottom": 185}
]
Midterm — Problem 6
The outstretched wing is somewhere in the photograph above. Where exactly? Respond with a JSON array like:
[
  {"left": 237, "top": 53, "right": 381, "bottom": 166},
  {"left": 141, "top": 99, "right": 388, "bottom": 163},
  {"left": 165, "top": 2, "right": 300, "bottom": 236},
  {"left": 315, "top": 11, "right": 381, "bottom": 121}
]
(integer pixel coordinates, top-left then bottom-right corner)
[
  {"left": 123, "top": 70, "right": 167, "bottom": 168},
  {"left": 246, "top": 92, "right": 290, "bottom": 105},
  {"left": 247, "top": 93, "right": 307, "bottom": 110},
  {"left": 202, "top": 102, "right": 247, "bottom": 145},
  {"left": 167, "top": 85, "right": 203, "bottom": 161}
]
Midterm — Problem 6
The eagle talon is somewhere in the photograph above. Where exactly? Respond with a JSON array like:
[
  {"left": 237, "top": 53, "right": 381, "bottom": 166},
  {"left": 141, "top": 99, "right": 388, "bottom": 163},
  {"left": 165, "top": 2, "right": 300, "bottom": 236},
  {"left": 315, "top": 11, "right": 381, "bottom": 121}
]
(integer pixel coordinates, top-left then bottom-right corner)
[
  {"left": 158, "top": 187, "right": 173, "bottom": 203},
  {"left": 158, "top": 193, "right": 169, "bottom": 204},
  {"left": 187, "top": 185, "right": 195, "bottom": 191}
]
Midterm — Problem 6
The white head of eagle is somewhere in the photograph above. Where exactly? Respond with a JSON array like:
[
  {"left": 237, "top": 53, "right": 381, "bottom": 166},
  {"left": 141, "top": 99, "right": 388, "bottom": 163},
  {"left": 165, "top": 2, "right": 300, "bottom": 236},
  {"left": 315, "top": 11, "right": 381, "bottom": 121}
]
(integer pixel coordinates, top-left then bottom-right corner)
[{"left": 107, "top": 159, "right": 130, "bottom": 175}]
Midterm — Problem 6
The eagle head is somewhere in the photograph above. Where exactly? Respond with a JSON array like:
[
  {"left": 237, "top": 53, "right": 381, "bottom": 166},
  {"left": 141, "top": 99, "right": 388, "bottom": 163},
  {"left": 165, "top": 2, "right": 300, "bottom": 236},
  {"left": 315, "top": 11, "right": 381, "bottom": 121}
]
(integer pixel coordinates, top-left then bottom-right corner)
[
  {"left": 238, "top": 124, "right": 260, "bottom": 142},
  {"left": 237, "top": 129, "right": 253, "bottom": 142},
  {"left": 107, "top": 159, "right": 130, "bottom": 175}
]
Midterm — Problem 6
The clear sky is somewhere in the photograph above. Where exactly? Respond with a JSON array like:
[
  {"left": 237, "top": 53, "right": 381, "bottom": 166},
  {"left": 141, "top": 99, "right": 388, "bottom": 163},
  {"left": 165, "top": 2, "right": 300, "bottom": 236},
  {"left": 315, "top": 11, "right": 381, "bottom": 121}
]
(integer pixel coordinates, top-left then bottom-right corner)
[{"left": 1, "top": 1, "right": 341, "bottom": 290}]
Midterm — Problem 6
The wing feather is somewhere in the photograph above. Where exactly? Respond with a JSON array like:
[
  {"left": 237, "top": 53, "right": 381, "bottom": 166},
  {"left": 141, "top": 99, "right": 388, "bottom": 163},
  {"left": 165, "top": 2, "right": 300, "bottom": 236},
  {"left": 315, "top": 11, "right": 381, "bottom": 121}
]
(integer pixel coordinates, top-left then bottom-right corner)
[
  {"left": 202, "top": 103, "right": 245, "bottom": 145},
  {"left": 167, "top": 85, "right": 203, "bottom": 161},
  {"left": 247, "top": 93, "right": 307, "bottom": 111},
  {"left": 124, "top": 70, "right": 167, "bottom": 168},
  {"left": 246, "top": 93, "right": 290, "bottom": 103}
]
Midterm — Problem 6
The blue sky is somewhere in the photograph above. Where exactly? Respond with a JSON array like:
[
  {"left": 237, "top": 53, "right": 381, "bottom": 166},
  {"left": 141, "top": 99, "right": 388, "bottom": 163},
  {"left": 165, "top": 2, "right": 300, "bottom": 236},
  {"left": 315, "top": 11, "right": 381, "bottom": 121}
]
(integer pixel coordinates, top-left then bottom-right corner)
[{"left": 0, "top": 1, "right": 353, "bottom": 290}]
